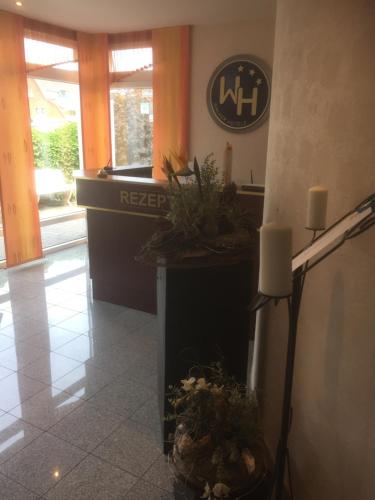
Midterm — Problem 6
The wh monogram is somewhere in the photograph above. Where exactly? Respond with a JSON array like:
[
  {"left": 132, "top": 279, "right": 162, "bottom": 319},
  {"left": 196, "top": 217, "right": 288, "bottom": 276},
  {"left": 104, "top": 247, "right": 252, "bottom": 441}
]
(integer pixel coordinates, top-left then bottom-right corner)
[{"left": 219, "top": 75, "right": 258, "bottom": 117}]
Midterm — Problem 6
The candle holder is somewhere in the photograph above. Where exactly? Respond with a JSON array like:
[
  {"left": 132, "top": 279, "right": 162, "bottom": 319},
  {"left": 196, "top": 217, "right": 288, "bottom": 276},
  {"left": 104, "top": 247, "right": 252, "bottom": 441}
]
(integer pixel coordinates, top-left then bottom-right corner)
[{"left": 250, "top": 193, "right": 375, "bottom": 500}]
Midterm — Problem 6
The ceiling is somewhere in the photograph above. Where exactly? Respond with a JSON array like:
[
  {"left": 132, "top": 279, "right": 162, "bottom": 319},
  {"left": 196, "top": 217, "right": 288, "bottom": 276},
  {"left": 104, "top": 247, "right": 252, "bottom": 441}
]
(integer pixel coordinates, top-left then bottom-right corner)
[{"left": 0, "top": 0, "right": 275, "bottom": 33}]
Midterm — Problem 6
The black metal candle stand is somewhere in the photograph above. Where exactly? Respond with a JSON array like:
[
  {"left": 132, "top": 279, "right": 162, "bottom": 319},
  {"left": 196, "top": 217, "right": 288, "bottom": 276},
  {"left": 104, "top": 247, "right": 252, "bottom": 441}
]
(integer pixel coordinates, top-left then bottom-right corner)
[{"left": 250, "top": 193, "right": 375, "bottom": 500}]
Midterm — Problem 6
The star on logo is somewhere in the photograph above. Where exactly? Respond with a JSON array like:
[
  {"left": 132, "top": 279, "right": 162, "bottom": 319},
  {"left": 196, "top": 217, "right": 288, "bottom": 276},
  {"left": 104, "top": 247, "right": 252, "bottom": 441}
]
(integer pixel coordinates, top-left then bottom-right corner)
[
  {"left": 238, "top": 65, "right": 244, "bottom": 72},
  {"left": 249, "top": 69, "right": 255, "bottom": 76},
  {"left": 256, "top": 78, "right": 262, "bottom": 86}
]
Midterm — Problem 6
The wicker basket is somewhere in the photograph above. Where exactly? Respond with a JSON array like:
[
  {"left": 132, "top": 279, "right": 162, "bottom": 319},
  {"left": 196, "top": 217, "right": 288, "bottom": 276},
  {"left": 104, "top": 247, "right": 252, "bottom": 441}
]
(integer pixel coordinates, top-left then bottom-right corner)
[{"left": 172, "top": 433, "right": 268, "bottom": 499}]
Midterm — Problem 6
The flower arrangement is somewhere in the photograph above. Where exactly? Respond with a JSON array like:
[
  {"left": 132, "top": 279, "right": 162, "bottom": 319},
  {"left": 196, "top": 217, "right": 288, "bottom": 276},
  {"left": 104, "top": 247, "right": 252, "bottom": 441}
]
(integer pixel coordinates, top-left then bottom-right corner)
[
  {"left": 168, "top": 364, "right": 266, "bottom": 499},
  {"left": 138, "top": 154, "right": 256, "bottom": 266}
]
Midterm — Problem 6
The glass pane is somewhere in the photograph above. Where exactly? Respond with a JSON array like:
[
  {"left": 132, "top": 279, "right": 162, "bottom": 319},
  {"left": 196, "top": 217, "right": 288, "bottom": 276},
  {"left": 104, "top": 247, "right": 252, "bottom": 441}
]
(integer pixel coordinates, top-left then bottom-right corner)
[
  {"left": 110, "top": 47, "right": 152, "bottom": 73},
  {"left": 28, "top": 77, "right": 87, "bottom": 250},
  {"left": 24, "top": 38, "right": 75, "bottom": 66},
  {"left": 110, "top": 87, "right": 153, "bottom": 167},
  {"left": 53, "top": 62, "right": 79, "bottom": 71}
]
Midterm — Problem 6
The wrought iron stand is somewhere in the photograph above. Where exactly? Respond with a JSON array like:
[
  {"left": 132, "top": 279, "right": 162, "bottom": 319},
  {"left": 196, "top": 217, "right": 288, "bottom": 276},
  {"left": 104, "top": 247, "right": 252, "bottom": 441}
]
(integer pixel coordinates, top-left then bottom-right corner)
[{"left": 251, "top": 193, "right": 375, "bottom": 500}]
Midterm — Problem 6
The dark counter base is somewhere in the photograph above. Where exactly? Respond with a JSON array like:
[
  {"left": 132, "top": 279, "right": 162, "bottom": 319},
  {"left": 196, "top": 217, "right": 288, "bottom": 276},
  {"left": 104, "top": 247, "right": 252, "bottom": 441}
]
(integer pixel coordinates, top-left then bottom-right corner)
[
  {"left": 87, "top": 209, "right": 157, "bottom": 314},
  {"left": 91, "top": 277, "right": 155, "bottom": 312}
]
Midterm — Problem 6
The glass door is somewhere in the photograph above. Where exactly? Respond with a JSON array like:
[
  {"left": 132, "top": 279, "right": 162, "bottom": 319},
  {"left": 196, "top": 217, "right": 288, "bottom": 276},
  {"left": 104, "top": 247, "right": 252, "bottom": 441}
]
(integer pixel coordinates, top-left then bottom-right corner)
[
  {"left": 24, "top": 36, "right": 87, "bottom": 257},
  {"left": 28, "top": 76, "right": 87, "bottom": 251}
]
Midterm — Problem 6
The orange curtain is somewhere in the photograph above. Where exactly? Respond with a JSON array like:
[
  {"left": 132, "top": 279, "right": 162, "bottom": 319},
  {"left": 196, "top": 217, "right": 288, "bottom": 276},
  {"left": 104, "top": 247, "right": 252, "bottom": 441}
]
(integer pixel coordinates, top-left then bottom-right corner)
[
  {"left": 0, "top": 11, "right": 42, "bottom": 267},
  {"left": 152, "top": 26, "right": 190, "bottom": 179},
  {"left": 109, "top": 30, "right": 152, "bottom": 51},
  {"left": 24, "top": 18, "right": 77, "bottom": 48},
  {"left": 77, "top": 33, "right": 111, "bottom": 170}
]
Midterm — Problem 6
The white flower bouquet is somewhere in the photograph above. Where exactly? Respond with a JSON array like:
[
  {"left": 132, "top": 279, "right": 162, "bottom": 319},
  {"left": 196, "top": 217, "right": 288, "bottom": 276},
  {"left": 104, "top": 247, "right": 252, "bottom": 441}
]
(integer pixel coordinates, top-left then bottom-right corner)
[{"left": 167, "top": 364, "right": 267, "bottom": 499}]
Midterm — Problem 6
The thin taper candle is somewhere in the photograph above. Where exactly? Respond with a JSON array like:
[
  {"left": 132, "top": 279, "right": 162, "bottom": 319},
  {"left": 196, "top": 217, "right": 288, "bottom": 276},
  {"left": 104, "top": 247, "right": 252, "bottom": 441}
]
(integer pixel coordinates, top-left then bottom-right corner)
[{"left": 223, "top": 142, "right": 233, "bottom": 185}]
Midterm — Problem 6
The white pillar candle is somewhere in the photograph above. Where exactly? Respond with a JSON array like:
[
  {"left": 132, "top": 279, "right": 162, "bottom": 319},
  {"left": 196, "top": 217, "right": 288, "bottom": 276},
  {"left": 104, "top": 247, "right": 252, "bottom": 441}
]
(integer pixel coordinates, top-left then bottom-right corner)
[
  {"left": 223, "top": 142, "right": 233, "bottom": 184},
  {"left": 306, "top": 185, "right": 328, "bottom": 230},
  {"left": 259, "top": 222, "right": 293, "bottom": 297}
]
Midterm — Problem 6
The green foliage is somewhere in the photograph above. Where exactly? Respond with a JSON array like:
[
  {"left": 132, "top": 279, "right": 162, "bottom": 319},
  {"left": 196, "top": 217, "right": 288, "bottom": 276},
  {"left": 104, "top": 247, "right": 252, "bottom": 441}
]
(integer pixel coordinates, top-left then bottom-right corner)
[
  {"left": 167, "top": 154, "right": 222, "bottom": 241},
  {"left": 166, "top": 154, "right": 256, "bottom": 242},
  {"left": 168, "top": 363, "right": 260, "bottom": 449},
  {"left": 31, "top": 122, "right": 79, "bottom": 182},
  {"left": 59, "top": 122, "right": 79, "bottom": 182},
  {"left": 139, "top": 154, "right": 256, "bottom": 264},
  {"left": 168, "top": 363, "right": 264, "bottom": 498},
  {"left": 31, "top": 129, "right": 47, "bottom": 168}
]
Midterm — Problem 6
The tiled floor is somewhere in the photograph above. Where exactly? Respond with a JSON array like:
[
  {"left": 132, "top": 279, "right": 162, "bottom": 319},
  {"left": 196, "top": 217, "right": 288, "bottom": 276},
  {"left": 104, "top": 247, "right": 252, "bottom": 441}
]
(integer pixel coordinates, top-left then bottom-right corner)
[{"left": 0, "top": 245, "right": 191, "bottom": 499}]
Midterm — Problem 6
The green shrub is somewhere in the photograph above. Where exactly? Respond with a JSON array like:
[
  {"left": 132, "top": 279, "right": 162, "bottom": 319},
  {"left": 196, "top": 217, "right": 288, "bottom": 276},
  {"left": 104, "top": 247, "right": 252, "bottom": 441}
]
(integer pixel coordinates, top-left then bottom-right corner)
[{"left": 31, "top": 122, "right": 80, "bottom": 182}]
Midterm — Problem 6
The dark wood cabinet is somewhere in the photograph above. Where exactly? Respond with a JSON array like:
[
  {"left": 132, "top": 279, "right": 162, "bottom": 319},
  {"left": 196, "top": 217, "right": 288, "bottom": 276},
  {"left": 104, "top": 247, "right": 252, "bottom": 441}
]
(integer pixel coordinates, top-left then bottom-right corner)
[{"left": 157, "top": 257, "right": 258, "bottom": 449}]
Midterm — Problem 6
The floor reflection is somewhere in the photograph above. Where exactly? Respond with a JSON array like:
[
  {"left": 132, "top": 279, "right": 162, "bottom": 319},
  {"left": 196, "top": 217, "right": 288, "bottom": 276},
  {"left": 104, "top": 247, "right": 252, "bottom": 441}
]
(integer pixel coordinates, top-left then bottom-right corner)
[
  {"left": 0, "top": 245, "right": 162, "bottom": 498},
  {"left": 0, "top": 246, "right": 92, "bottom": 461}
]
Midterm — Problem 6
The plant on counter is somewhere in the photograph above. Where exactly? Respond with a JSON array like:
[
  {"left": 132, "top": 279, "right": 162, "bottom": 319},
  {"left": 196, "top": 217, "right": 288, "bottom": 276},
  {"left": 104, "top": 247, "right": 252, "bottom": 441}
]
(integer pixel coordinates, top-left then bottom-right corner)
[
  {"left": 167, "top": 363, "right": 266, "bottom": 499},
  {"left": 138, "top": 154, "right": 257, "bottom": 266}
]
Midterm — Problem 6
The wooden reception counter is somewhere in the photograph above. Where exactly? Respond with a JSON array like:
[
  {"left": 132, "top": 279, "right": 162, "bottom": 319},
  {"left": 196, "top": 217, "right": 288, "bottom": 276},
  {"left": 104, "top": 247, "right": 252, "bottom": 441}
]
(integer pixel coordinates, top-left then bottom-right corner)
[{"left": 76, "top": 171, "right": 264, "bottom": 314}]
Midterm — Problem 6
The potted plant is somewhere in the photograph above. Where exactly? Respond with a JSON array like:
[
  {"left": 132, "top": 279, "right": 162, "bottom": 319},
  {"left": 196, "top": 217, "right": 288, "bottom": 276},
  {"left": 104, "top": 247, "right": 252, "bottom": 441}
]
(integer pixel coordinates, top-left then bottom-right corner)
[
  {"left": 167, "top": 363, "right": 268, "bottom": 499},
  {"left": 138, "top": 154, "right": 257, "bottom": 266},
  {"left": 138, "top": 155, "right": 261, "bottom": 451}
]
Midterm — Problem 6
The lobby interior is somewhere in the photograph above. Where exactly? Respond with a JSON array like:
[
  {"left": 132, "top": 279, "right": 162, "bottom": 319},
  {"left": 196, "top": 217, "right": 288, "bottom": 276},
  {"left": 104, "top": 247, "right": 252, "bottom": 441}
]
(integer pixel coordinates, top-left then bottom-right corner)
[{"left": 0, "top": 1, "right": 374, "bottom": 499}]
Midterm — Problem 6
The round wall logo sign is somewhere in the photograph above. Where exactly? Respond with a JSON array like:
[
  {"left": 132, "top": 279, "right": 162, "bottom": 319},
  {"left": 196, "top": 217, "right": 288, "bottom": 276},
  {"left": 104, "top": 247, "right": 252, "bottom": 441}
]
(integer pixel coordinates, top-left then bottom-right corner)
[{"left": 207, "top": 55, "right": 271, "bottom": 133}]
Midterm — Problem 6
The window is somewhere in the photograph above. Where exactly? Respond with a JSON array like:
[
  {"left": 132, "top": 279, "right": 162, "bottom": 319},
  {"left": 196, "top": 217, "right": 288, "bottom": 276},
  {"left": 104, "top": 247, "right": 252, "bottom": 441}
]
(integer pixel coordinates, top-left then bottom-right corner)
[
  {"left": 24, "top": 38, "right": 75, "bottom": 67},
  {"left": 24, "top": 34, "right": 86, "bottom": 251},
  {"left": 28, "top": 78, "right": 82, "bottom": 174},
  {"left": 110, "top": 47, "right": 153, "bottom": 167},
  {"left": 110, "top": 86, "right": 153, "bottom": 167},
  {"left": 110, "top": 47, "right": 152, "bottom": 73}
]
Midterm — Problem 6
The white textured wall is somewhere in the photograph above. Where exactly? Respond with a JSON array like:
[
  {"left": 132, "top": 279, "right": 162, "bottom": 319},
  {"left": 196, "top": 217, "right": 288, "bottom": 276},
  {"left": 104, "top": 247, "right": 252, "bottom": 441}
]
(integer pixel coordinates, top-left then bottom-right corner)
[
  {"left": 190, "top": 12, "right": 276, "bottom": 186},
  {"left": 260, "top": 1, "right": 375, "bottom": 499}
]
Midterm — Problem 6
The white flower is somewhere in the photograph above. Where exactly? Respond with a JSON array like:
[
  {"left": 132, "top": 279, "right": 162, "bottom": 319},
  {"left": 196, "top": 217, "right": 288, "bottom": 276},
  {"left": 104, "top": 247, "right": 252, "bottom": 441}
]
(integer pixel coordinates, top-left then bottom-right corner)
[
  {"left": 181, "top": 377, "right": 196, "bottom": 391},
  {"left": 176, "top": 433, "right": 193, "bottom": 454},
  {"left": 241, "top": 448, "right": 256, "bottom": 475},
  {"left": 201, "top": 482, "right": 212, "bottom": 499},
  {"left": 211, "top": 384, "right": 223, "bottom": 394},
  {"left": 196, "top": 377, "right": 210, "bottom": 390},
  {"left": 212, "top": 482, "right": 230, "bottom": 498}
]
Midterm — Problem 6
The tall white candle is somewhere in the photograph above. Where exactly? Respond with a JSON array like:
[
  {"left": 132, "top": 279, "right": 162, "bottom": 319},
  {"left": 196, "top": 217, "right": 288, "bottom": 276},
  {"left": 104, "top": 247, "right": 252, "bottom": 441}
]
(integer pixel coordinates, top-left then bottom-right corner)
[
  {"left": 223, "top": 142, "right": 233, "bottom": 184},
  {"left": 306, "top": 185, "right": 328, "bottom": 230},
  {"left": 259, "top": 223, "right": 293, "bottom": 297}
]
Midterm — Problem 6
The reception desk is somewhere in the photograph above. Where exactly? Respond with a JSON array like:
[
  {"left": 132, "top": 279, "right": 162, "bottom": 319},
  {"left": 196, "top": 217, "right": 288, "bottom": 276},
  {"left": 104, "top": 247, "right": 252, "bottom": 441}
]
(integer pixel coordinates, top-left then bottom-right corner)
[{"left": 76, "top": 171, "right": 264, "bottom": 314}]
